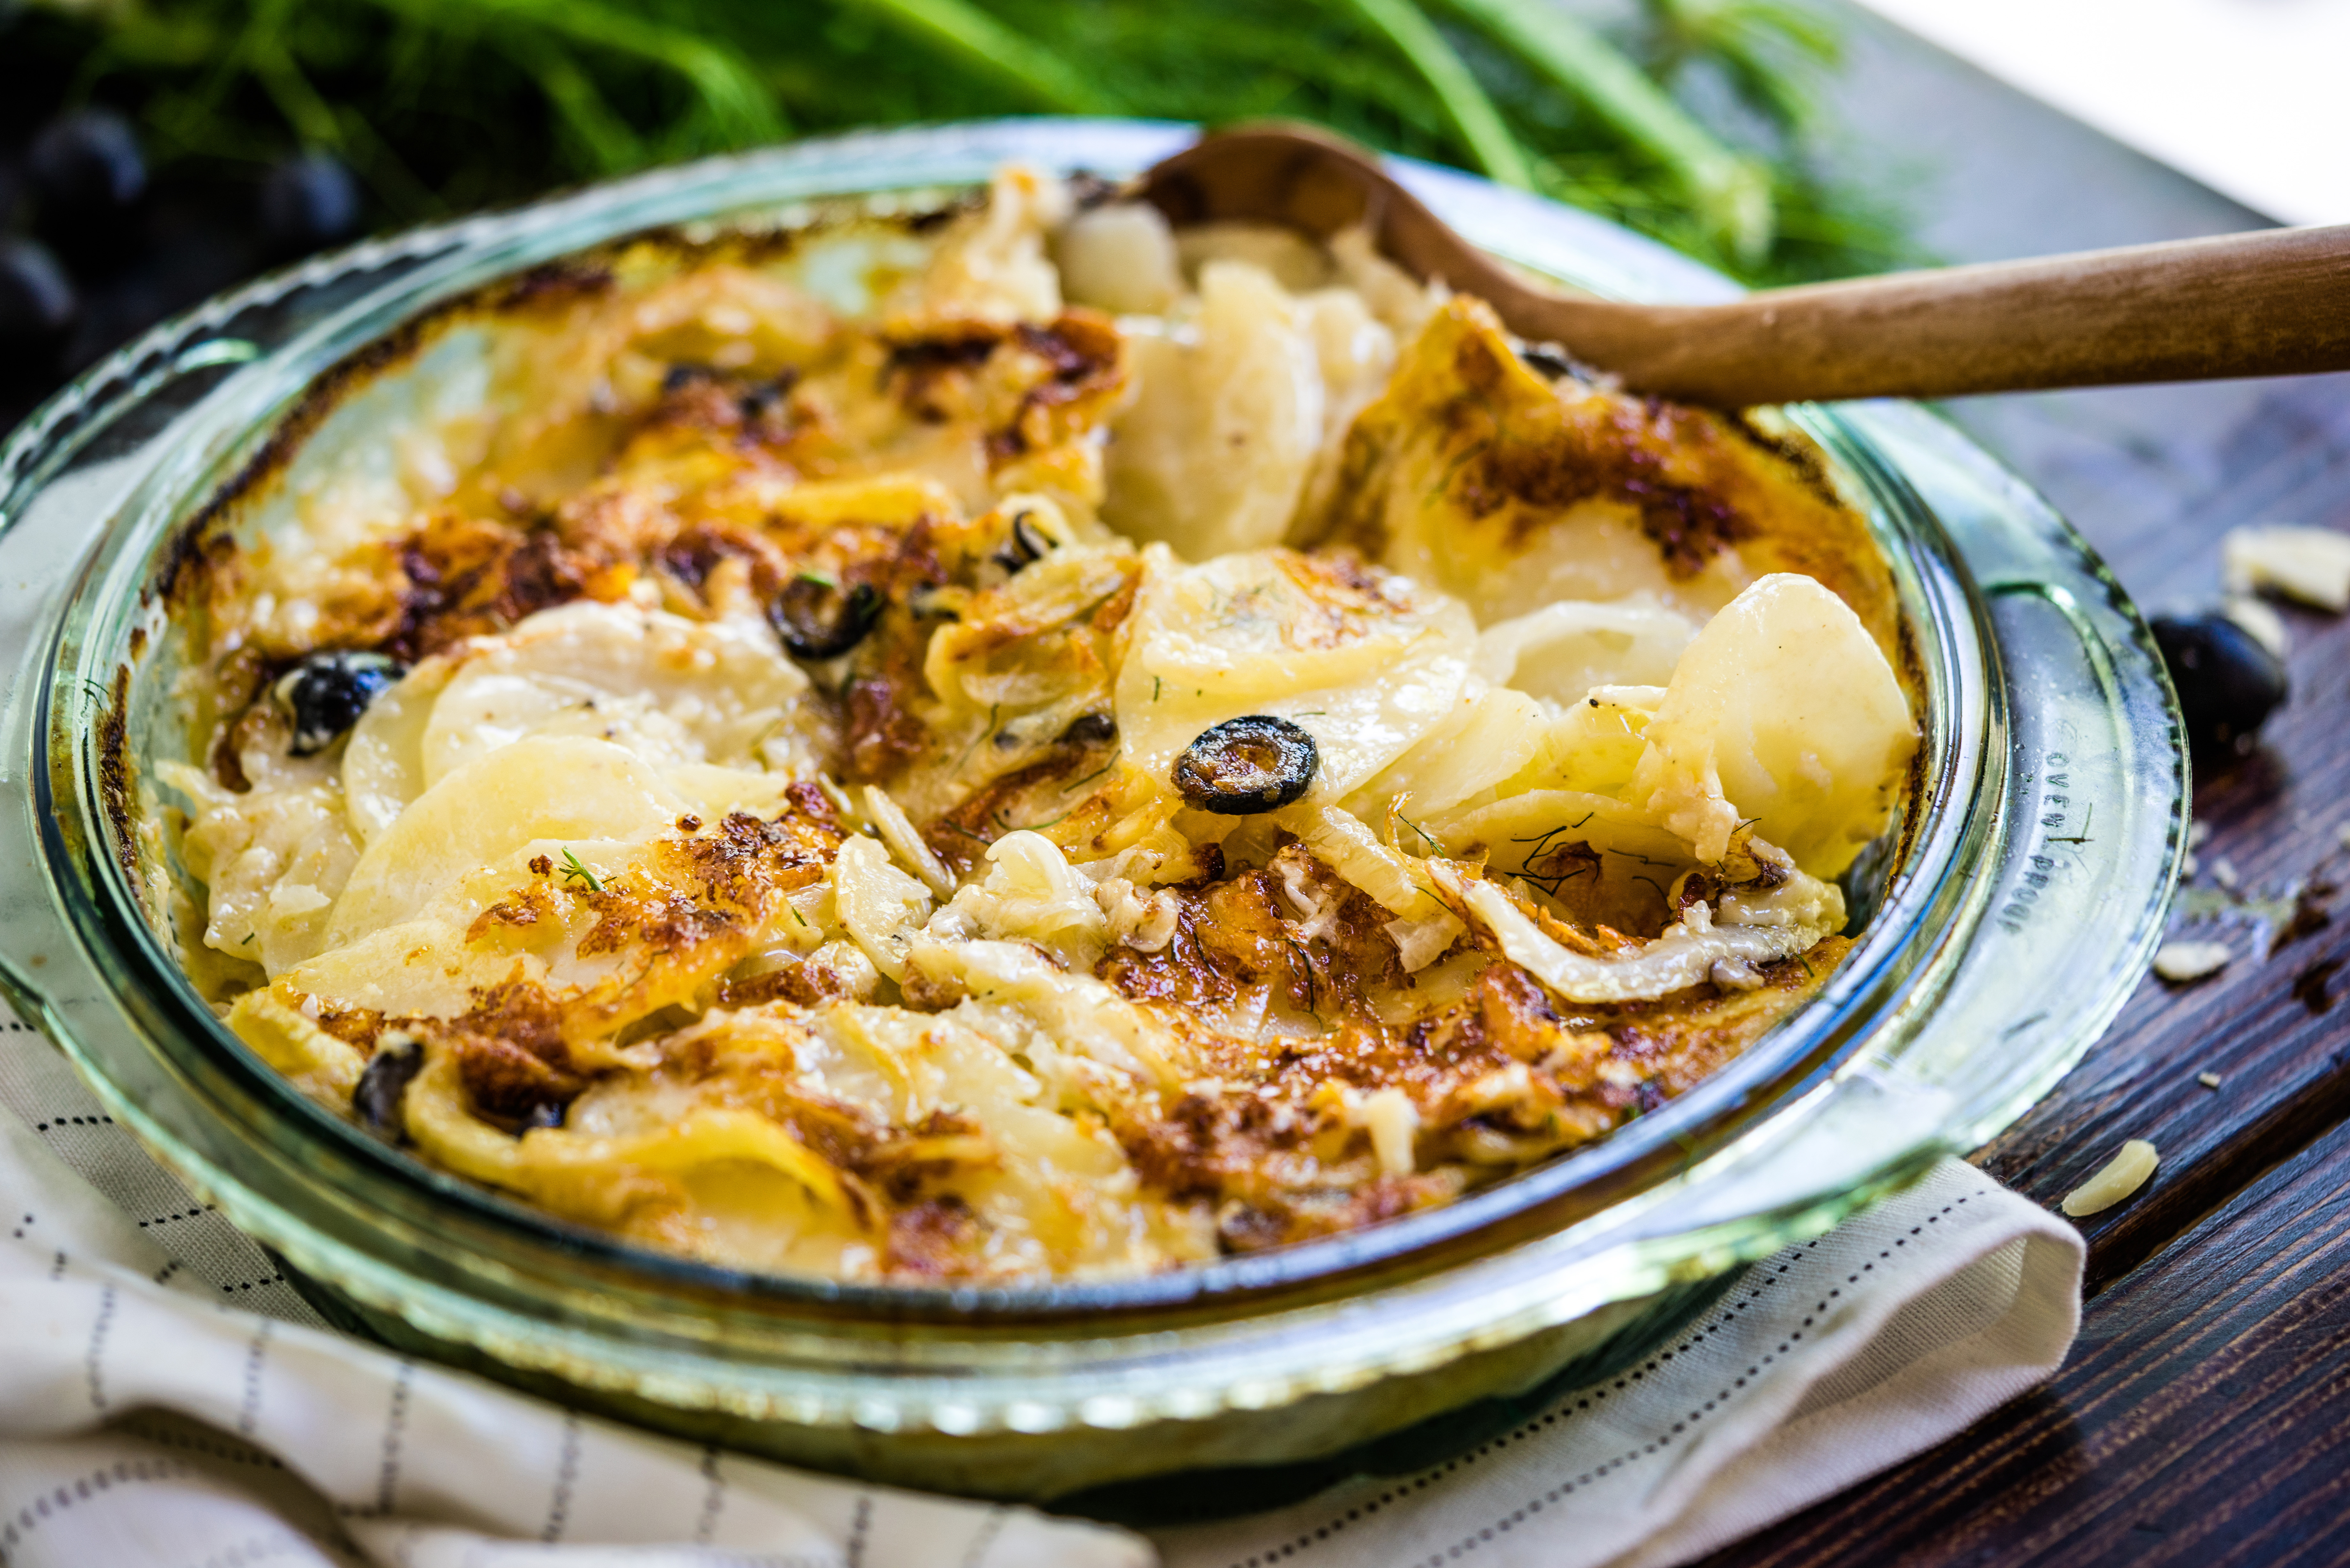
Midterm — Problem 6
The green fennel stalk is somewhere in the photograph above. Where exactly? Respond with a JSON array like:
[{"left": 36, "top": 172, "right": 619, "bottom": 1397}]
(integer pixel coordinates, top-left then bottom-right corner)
[{"left": 24, "top": 0, "right": 1908, "bottom": 283}]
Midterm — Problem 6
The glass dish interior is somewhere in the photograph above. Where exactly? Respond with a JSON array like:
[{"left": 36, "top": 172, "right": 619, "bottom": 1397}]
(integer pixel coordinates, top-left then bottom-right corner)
[{"left": 0, "top": 121, "right": 2184, "bottom": 1435}]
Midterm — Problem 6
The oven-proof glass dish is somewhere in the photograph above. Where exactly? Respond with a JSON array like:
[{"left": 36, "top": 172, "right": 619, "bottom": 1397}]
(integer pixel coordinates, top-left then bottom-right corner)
[{"left": 0, "top": 119, "right": 2182, "bottom": 1500}]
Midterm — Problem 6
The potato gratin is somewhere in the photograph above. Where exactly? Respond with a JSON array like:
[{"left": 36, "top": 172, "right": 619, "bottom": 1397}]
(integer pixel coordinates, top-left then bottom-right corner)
[{"left": 146, "top": 168, "right": 1919, "bottom": 1283}]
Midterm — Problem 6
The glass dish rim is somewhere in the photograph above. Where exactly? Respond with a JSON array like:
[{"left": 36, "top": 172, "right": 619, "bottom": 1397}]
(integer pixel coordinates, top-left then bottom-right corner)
[{"left": 29, "top": 119, "right": 2016, "bottom": 1325}]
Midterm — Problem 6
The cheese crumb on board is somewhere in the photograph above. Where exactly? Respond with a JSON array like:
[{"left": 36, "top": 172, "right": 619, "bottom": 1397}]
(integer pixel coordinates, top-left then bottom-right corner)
[
  {"left": 2224, "top": 524, "right": 2350, "bottom": 612},
  {"left": 2061, "top": 1139, "right": 2159, "bottom": 1217},
  {"left": 2153, "top": 940, "right": 2232, "bottom": 982},
  {"left": 2196, "top": 1072, "right": 2223, "bottom": 1089}
]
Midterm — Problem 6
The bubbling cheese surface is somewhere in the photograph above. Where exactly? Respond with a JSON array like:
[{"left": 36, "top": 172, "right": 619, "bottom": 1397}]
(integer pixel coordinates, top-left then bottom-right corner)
[{"left": 155, "top": 169, "right": 1917, "bottom": 1282}]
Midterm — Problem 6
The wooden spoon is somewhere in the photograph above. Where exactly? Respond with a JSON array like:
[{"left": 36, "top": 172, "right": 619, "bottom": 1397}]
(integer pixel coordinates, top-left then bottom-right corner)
[{"left": 1138, "top": 122, "right": 2350, "bottom": 408}]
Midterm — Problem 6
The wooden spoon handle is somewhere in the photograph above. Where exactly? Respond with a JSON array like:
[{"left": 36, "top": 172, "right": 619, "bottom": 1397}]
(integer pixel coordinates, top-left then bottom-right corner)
[
  {"left": 1140, "top": 123, "right": 2350, "bottom": 407},
  {"left": 1552, "top": 227, "right": 2350, "bottom": 406}
]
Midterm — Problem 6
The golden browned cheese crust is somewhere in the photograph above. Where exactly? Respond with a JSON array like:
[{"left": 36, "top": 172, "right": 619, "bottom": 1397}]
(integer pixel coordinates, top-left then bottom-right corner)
[
  {"left": 147, "top": 182, "right": 1913, "bottom": 1283},
  {"left": 1092, "top": 848, "right": 1843, "bottom": 1251},
  {"left": 1314, "top": 297, "right": 1903, "bottom": 664}
]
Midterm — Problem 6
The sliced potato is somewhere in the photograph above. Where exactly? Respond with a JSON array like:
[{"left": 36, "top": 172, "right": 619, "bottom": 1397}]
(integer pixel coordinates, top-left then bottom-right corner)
[
  {"left": 1475, "top": 600, "right": 1696, "bottom": 705},
  {"left": 422, "top": 601, "right": 806, "bottom": 787},
  {"left": 1630, "top": 573, "right": 1916, "bottom": 875},
  {"left": 1103, "top": 261, "right": 1327, "bottom": 558},
  {"left": 325, "top": 735, "right": 685, "bottom": 944},
  {"left": 1055, "top": 202, "right": 1184, "bottom": 316},
  {"left": 1114, "top": 545, "right": 1475, "bottom": 803}
]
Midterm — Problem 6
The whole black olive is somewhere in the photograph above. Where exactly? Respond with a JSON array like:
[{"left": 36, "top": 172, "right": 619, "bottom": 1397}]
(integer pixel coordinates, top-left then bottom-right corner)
[
  {"left": 272, "top": 650, "right": 404, "bottom": 756},
  {"left": 352, "top": 1036, "right": 423, "bottom": 1138},
  {"left": 257, "top": 150, "right": 363, "bottom": 258},
  {"left": 27, "top": 108, "right": 147, "bottom": 242},
  {"left": 2151, "top": 612, "right": 2289, "bottom": 757},
  {"left": 1172, "top": 715, "right": 1319, "bottom": 814},
  {"left": 0, "top": 236, "right": 77, "bottom": 343},
  {"left": 769, "top": 575, "right": 883, "bottom": 660}
]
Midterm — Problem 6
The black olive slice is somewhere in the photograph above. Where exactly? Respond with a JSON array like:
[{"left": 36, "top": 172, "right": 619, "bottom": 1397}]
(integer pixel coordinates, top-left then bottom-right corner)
[
  {"left": 737, "top": 370, "right": 798, "bottom": 420},
  {"left": 769, "top": 577, "right": 883, "bottom": 660},
  {"left": 272, "top": 650, "right": 404, "bottom": 756},
  {"left": 1172, "top": 715, "right": 1319, "bottom": 815},
  {"left": 907, "top": 583, "right": 961, "bottom": 622},
  {"left": 2151, "top": 612, "right": 2289, "bottom": 757},
  {"left": 352, "top": 1036, "right": 423, "bottom": 1139},
  {"left": 994, "top": 510, "right": 1055, "bottom": 573},
  {"left": 1517, "top": 343, "right": 1578, "bottom": 380},
  {"left": 1061, "top": 711, "right": 1117, "bottom": 746}
]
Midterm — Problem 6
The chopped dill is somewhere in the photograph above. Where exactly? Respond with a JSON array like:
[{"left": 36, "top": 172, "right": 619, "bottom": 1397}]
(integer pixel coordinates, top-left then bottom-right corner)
[
  {"left": 1287, "top": 937, "right": 1317, "bottom": 1014},
  {"left": 558, "top": 848, "right": 603, "bottom": 893},
  {"left": 956, "top": 704, "right": 1003, "bottom": 773},
  {"left": 1398, "top": 812, "right": 1449, "bottom": 857},
  {"left": 1062, "top": 761, "right": 1116, "bottom": 794}
]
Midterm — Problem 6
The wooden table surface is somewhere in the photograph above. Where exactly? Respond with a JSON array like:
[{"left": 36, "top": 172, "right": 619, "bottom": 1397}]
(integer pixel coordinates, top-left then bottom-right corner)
[{"left": 1698, "top": 11, "right": 2350, "bottom": 1564}]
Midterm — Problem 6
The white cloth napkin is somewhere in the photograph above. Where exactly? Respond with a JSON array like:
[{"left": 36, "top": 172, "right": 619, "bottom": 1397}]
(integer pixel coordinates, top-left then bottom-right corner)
[{"left": 0, "top": 1008, "right": 2084, "bottom": 1568}]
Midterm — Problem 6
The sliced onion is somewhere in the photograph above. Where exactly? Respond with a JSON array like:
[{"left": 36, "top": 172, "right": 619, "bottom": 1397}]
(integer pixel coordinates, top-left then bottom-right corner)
[{"left": 1437, "top": 857, "right": 1841, "bottom": 1004}]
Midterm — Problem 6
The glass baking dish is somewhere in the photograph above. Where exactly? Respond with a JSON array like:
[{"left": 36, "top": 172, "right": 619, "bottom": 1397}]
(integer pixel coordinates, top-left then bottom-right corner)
[{"left": 0, "top": 119, "right": 2183, "bottom": 1503}]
